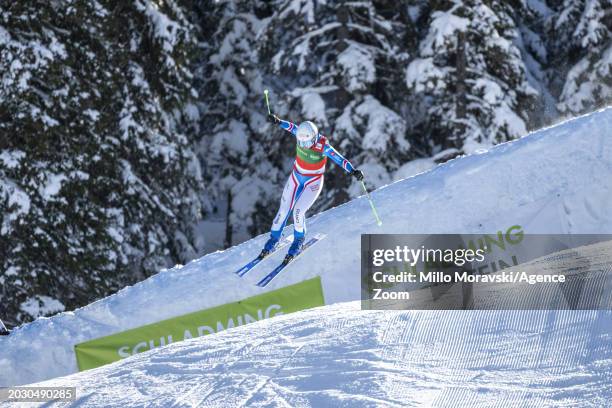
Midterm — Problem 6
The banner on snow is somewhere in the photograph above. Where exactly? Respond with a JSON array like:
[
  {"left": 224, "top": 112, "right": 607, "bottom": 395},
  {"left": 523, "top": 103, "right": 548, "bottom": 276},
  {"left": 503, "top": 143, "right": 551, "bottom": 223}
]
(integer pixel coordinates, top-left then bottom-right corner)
[{"left": 75, "top": 277, "right": 324, "bottom": 371}]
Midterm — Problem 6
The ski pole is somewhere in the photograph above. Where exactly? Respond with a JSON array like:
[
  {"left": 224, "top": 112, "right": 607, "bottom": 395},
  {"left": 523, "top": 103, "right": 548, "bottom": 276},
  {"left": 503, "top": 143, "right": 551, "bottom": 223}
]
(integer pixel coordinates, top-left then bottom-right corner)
[
  {"left": 263, "top": 89, "right": 271, "bottom": 115},
  {"left": 0, "top": 318, "right": 9, "bottom": 335},
  {"left": 360, "top": 180, "right": 382, "bottom": 226}
]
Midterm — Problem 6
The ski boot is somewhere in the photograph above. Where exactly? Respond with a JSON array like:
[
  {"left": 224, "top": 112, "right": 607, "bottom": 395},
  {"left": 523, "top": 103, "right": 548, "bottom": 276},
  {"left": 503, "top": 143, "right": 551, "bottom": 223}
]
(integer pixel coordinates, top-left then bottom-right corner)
[
  {"left": 260, "top": 233, "right": 280, "bottom": 258},
  {"left": 284, "top": 234, "right": 305, "bottom": 264}
]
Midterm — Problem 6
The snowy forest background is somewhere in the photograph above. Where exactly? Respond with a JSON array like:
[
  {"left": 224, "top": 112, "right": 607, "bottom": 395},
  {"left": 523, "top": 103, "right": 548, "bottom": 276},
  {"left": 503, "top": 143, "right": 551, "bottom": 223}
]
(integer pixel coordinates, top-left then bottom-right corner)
[{"left": 1, "top": 0, "right": 610, "bottom": 328}]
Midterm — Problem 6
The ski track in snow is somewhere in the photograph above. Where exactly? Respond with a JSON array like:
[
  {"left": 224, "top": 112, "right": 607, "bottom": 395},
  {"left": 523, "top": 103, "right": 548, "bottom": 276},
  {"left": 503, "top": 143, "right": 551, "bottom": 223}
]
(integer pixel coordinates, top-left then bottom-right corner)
[
  {"left": 20, "top": 303, "right": 612, "bottom": 407},
  {"left": 1, "top": 108, "right": 612, "bottom": 405}
]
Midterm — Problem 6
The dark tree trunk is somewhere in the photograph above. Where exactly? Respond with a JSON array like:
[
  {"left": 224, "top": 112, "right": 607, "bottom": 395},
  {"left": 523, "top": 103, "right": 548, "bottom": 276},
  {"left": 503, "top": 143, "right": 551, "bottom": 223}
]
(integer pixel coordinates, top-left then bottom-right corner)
[
  {"left": 455, "top": 31, "right": 468, "bottom": 149},
  {"left": 224, "top": 189, "right": 232, "bottom": 248}
]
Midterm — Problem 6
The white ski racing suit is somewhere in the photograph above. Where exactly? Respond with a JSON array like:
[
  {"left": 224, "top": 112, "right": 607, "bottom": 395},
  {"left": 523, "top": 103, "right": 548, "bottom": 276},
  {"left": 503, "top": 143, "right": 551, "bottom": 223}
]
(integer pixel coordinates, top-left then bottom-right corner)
[{"left": 269, "top": 118, "right": 355, "bottom": 241}]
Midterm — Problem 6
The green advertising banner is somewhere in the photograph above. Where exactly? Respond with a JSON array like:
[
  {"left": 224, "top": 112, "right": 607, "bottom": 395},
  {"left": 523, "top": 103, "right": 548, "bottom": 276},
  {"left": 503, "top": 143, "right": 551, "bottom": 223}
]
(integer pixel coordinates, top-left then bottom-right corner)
[{"left": 75, "top": 277, "right": 324, "bottom": 371}]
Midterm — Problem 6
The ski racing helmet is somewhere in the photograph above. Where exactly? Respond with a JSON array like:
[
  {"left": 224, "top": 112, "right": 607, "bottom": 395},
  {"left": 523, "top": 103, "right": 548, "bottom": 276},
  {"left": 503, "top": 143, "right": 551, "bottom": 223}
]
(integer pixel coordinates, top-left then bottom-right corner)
[{"left": 296, "top": 121, "right": 318, "bottom": 148}]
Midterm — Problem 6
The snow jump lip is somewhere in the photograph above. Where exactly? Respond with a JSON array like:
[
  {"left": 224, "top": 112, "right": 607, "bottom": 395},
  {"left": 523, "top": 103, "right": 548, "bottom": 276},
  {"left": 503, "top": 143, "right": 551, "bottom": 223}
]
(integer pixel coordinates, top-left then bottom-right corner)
[{"left": 31, "top": 301, "right": 612, "bottom": 407}]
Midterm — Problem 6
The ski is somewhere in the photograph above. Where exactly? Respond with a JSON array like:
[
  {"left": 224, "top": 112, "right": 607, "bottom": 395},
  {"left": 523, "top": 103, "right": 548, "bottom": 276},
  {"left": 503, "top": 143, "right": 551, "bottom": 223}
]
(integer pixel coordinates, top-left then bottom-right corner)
[
  {"left": 235, "top": 236, "right": 292, "bottom": 277},
  {"left": 256, "top": 233, "right": 326, "bottom": 287}
]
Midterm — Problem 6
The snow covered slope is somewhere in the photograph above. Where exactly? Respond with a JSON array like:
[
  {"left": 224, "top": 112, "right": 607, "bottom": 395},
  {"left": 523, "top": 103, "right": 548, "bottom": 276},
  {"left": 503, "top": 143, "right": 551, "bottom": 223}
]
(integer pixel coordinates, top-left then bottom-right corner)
[
  {"left": 30, "top": 302, "right": 612, "bottom": 407},
  {"left": 1, "top": 108, "right": 612, "bottom": 387}
]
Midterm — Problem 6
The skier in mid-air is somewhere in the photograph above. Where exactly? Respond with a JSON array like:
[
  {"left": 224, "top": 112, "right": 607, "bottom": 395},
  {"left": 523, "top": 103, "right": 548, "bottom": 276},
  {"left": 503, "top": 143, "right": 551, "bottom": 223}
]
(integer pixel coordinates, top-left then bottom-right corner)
[{"left": 261, "top": 112, "right": 364, "bottom": 262}]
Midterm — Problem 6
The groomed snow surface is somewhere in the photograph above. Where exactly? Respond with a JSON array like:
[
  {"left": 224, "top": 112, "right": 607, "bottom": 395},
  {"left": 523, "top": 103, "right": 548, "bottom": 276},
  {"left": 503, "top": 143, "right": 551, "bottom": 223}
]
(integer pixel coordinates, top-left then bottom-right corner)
[
  {"left": 31, "top": 303, "right": 612, "bottom": 407},
  {"left": 1, "top": 108, "right": 612, "bottom": 407}
]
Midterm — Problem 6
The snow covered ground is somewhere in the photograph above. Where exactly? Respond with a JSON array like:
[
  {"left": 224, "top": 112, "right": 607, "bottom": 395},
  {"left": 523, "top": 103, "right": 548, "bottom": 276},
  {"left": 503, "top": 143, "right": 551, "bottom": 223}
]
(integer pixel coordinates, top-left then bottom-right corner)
[
  {"left": 1, "top": 108, "right": 611, "bottom": 394},
  {"left": 26, "top": 302, "right": 612, "bottom": 407}
]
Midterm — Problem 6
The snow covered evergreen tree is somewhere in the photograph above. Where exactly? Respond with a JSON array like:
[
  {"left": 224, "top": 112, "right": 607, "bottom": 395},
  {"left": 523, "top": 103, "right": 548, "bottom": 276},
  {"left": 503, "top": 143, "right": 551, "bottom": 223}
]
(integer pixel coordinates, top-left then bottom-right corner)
[
  {"left": 1, "top": 0, "right": 610, "bottom": 327},
  {"left": 260, "top": 0, "right": 411, "bottom": 205},
  {"left": 0, "top": 1, "right": 203, "bottom": 327},
  {"left": 510, "top": 0, "right": 558, "bottom": 126},
  {"left": 547, "top": 0, "right": 611, "bottom": 115},
  {"left": 196, "top": 0, "right": 283, "bottom": 244},
  {"left": 406, "top": 0, "right": 539, "bottom": 155}
]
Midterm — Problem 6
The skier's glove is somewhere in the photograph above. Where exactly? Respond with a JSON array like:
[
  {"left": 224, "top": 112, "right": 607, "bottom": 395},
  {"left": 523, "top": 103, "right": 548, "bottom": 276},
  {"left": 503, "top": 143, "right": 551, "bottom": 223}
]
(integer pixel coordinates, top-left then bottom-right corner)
[
  {"left": 268, "top": 113, "right": 280, "bottom": 124},
  {"left": 351, "top": 169, "right": 364, "bottom": 181}
]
